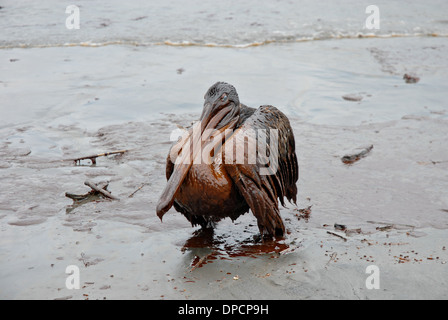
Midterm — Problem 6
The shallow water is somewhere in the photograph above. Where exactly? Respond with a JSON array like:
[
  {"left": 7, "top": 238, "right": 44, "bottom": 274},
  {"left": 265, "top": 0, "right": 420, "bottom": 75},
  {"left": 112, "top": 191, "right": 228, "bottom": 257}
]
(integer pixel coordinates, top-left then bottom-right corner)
[
  {"left": 1, "top": 2, "right": 448, "bottom": 300},
  {"left": 1, "top": 0, "right": 448, "bottom": 48}
]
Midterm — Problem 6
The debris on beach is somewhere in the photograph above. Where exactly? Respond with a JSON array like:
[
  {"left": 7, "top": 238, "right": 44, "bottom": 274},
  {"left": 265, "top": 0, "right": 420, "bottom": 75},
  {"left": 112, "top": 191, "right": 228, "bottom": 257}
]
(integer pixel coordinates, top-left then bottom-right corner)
[
  {"left": 376, "top": 225, "right": 394, "bottom": 232},
  {"left": 69, "top": 149, "right": 129, "bottom": 165},
  {"left": 403, "top": 73, "right": 420, "bottom": 84},
  {"left": 334, "top": 223, "right": 346, "bottom": 231},
  {"left": 417, "top": 159, "right": 448, "bottom": 166},
  {"left": 294, "top": 205, "right": 312, "bottom": 222},
  {"left": 342, "top": 93, "right": 363, "bottom": 102},
  {"left": 326, "top": 231, "right": 347, "bottom": 242},
  {"left": 65, "top": 180, "right": 119, "bottom": 202},
  {"left": 189, "top": 251, "right": 218, "bottom": 272},
  {"left": 345, "top": 228, "right": 362, "bottom": 236},
  {"left": 341, "top": 144, "right": 373, "bottom": 165},
  {"left": 333, "top": 224, "right": 362, "bottom": 236},
  {"left": 189, "top": 255, "right": 207, "bottom": 272},
  {"left": 84, "top": 181, "right": 120, "bottom": 200},
  {"left": 128, "top": 182, "right": 148, "bottom": 198},
  {"left": 325, "top": 252, "right": 338, "bottom": 267},
  {"left": 79, "top": 252, "right": 104, "bottom": 267},
  {"left": 367, "top": 220, "right": 415, "bottom": 231}
]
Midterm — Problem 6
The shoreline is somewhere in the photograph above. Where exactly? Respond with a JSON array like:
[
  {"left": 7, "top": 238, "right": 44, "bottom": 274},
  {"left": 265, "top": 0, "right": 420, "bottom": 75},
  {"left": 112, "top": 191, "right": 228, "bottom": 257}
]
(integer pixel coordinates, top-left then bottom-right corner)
[{"left": 2, "top": 32, "right": 448, "bottom": 50}]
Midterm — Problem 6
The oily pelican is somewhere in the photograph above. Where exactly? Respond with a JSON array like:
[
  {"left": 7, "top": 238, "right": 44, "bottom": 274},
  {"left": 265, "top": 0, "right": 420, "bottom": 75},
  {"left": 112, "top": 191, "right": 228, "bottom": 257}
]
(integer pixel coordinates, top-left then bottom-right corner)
[{"left": 156, "top": 82, "right": 298, "bottom": 237}]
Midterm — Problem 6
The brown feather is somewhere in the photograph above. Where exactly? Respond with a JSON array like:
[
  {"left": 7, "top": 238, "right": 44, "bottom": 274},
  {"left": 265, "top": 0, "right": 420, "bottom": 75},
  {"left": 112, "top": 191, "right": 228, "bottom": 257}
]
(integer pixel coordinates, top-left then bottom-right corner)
[{"left": 223, "top": 105, "right": 298, "bottom": 236}]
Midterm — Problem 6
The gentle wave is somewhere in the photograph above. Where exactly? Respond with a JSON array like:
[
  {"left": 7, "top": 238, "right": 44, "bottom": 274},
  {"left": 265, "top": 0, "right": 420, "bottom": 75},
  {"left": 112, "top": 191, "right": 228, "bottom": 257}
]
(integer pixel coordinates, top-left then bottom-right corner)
[{"left": 1, "top": 32, "right": 447, "bottom": 50}]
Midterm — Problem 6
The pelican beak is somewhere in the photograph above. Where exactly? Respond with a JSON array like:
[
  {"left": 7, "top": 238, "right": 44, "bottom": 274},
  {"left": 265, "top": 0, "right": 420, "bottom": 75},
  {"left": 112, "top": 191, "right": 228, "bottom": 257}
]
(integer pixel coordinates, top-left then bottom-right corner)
[{"left": 156, "top": 105, "right": 237, "bottom": 220}]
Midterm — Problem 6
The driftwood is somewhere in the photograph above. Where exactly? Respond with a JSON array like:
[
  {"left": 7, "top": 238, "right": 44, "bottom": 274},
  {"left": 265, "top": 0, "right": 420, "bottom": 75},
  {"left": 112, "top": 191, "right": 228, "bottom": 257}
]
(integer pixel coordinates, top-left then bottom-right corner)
[
  {"left": 341, "top": 145, "right": 373, "bottom": 165},
  {"left": 189, "top": 255, "right": 208, "bottom": 273},
  {"left": 70, "top": 150, "right": 129, "bottom": 165},
  {"left": 189, "top": 251, "right": 217, "bottom": 273},
  {"left": 326, "top": 252, "right": 338, "bottom": 267},
  {"left": 327, "top": 231, "right": 347, "bottom": 242},
  {"left": 128, "top": 183, "right": 148, "bottom": 198},
  {"left": 65, "top": 181, "right": 110, "bottom": 201},
  {"left": 65, "top": 181, "right": 119, "bottom": 201},
  {"left": 84, "top": 181, "right": 120, "bottom": 200}
]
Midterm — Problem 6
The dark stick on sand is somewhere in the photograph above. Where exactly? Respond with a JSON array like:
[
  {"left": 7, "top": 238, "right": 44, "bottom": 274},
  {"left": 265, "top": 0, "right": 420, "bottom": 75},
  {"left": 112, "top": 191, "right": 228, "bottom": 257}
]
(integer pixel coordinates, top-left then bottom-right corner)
[
  {"left": 84, "top": 181, "right": 120, "bottom": 200},
  {"left": 327, "top": 231, "right": 348, "bottom": 242},
  {"left": 128, "top": 183, "right": 148, "bottom": 198},
  {"left": 341, "top": 145, "right": 373, "bottom": 165},
  {"left": 189, "top": 251, "right": 217, "bottom": 273},
  {"left": 65, "top": 181, "right": 110, "bottom": 201},
  {"left": 71, "top": 150, "right": 129, "bottom": 165}
]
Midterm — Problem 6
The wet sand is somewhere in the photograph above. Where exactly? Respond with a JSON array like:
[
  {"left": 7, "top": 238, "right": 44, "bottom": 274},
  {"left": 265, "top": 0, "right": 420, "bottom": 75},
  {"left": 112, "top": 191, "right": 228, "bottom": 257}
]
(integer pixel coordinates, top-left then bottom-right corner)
[{"left": 1, "top": 37, "right": 448, "bottom": 300}]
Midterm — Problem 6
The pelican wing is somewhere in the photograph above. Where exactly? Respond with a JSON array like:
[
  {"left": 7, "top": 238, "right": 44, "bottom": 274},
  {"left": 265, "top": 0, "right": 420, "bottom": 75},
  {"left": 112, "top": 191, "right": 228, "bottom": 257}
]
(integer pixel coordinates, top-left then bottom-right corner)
[{"left": 224, "top": 105, "right": 298, "bottom": 236}]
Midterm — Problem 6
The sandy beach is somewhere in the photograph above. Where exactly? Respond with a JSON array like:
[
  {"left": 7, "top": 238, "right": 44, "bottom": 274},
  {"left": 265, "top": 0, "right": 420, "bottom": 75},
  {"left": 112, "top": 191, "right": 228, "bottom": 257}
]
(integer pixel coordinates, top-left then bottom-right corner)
[{"left": 1, "top": 1, "right": 448, "bottom": 300}]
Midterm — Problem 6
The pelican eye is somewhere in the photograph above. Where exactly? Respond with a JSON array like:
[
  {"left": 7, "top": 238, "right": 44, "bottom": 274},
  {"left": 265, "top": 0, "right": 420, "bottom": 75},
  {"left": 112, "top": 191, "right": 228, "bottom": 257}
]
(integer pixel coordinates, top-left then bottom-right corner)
[{"left": 221, "top": 94, "right": 228, "bottom": 102}]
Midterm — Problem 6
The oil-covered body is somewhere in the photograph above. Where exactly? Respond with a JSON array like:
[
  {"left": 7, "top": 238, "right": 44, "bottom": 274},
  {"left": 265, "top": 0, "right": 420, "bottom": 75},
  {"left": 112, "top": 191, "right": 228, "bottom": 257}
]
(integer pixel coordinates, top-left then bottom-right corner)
[
  {"left": 174, "top": 162, "right": 249, "bottom": 224},
  {"left": 156, "top": 82, "right": 298, "bottom": 237}
]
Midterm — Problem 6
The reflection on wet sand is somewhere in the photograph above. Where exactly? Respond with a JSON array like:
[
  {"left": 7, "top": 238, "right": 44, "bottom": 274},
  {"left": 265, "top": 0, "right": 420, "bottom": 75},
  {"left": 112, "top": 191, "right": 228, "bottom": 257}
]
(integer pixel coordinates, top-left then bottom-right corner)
[{"left": 180, "top": 225, "right": 297, "bottom": 276}]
